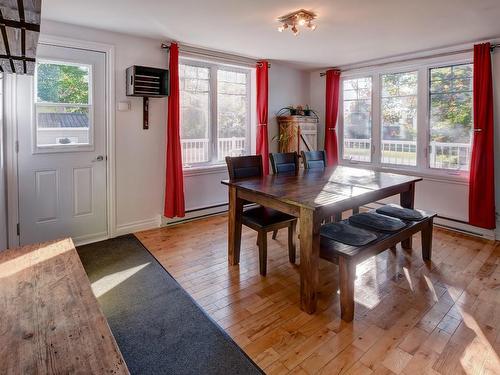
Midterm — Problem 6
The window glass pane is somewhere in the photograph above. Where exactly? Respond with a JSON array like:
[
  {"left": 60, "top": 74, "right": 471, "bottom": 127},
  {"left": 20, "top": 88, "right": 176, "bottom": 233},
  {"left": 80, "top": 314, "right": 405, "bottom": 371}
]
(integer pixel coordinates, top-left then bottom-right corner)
[
  {"left": 179, "top": 64, "right": 211, "bottom": 165},
  {"left": 35, "top": 61, "right": 92, "bottom": 148},
  {"left": 381, "top": 71, "right": 418, "bottom": 166},
  {"left": 217, "top": 69, "right": 248, "bottom": 160},
  {"left": 429, "top": 64, "right": 473, "bottom": 171},
  {"left": 36, "top": 62, "right": 90, "bottom": 104},
  {"left": 342, "top": 77, "right": 372, "bottom": 162},
  {"left": 36, "top": 106, "right": 90, "bottom": 147}
]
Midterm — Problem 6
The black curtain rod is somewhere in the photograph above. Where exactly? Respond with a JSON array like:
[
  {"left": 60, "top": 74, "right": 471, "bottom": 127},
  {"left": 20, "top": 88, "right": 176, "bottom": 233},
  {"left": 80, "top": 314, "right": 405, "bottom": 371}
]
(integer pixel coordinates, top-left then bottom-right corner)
[{"left": 319, "top": 43, "right": 499, "bottom": 76}]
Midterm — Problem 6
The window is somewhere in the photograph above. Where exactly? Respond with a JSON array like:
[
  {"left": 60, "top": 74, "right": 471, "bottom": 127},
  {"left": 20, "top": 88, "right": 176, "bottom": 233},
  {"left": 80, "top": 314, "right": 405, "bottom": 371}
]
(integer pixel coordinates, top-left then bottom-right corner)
[
  {"left": 342, "top": 77, "right": 372, "bottom": 162},
  {"left": 381, "top": 71, "right": 418, "bottom": 166},
  {"left": 179, "top": 60, "right": 251, "bottom": 168},
  {"left": 340, "top": 59, "right": 473, "bottom": 177},
  {"left": 35, "top": 61, "right": 92, "bottom": 149},
  {"left": 429, "top": 64, "right": 473, "bottom": 171}
]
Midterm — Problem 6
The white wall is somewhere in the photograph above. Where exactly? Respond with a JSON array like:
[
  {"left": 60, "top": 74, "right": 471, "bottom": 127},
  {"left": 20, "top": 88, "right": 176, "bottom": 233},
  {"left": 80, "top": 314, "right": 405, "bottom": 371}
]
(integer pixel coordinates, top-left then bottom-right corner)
[
  {"left": 268, "top": 64, "right": 310, "bottom": 153},
  {"left": 40, "top": 21, "right": 313, "bottom": 228},
  {"left": 41, "top": 21, "right": 167, "bottom": 234}
]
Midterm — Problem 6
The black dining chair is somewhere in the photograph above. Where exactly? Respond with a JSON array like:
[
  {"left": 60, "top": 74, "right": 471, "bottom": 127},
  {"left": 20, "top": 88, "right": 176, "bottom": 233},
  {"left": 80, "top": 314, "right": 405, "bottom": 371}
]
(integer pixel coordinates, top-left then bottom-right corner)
[
  {"left": 269, "top": 152, "right": 300, "bottom": 175},
  {"left": 269, "top": 152, "right": 299, "bottom": 239},
  {"left": 225, "top": 155, "right": 297, "bottom": 276},
  {"left": 301, "top": 150, "right": 327, "bottom": 169}
]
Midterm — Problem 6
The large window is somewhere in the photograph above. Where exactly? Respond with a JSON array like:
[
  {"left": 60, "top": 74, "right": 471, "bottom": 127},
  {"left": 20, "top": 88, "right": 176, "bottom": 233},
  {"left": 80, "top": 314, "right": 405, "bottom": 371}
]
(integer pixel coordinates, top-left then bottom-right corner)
[
  {"left": 35, "top": 61, "right": 92, "bottom": 150},
  {"left": 429, "top": 64, "right": 473, "bottom": 171},
  {"left": 381, "top": 71, "right": 418, "bottom": 166},
  {"left": 179, "top": 60, "right": 251, "bottom": 168},
  {"left": 342, "top": 77, "right": 372, "bottom": 162},
  {"left": 340, "top": 60, "right": 473, "bottom": 177}
]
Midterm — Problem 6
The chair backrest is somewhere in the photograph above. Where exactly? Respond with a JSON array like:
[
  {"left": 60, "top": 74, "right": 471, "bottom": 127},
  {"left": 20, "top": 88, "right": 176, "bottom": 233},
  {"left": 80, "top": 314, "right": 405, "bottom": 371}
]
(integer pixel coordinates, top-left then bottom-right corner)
[
  {"left": 301, "top": 150, "right": 327, "bottom": 169},
  {"left": 269, "top": 152, "right": 299, "bottom": 174},
  {"left": 225, "top": 155, "right": 263, "bottom": 181}
]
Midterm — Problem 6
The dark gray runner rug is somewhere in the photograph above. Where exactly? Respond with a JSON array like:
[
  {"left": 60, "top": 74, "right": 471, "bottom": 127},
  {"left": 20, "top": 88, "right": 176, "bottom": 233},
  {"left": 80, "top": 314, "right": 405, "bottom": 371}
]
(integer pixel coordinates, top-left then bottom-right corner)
[{"left": 77, "top": 234, "right": 263, "bottom": 375}]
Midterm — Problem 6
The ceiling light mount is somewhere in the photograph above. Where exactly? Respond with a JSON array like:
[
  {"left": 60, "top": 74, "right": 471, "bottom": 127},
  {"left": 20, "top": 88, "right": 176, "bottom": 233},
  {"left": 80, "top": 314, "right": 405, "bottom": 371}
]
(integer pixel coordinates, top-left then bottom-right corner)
[{"left": 277, "top": 9, "right": 317, "bottom": 36}]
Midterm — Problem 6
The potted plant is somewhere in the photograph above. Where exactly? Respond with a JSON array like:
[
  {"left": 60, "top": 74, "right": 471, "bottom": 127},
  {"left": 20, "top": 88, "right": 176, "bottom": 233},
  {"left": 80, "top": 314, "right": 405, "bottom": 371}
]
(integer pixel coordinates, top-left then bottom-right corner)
[{"left": 303, "top": 105, "right": 312, "bottom": 116}]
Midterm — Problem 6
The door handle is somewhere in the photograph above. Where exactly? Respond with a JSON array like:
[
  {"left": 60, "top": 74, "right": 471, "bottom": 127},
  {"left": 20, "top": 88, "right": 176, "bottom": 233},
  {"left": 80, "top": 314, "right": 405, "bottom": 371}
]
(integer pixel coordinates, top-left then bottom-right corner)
[{"left": 92, "top": 155, "right": 105, "bottom": 162}]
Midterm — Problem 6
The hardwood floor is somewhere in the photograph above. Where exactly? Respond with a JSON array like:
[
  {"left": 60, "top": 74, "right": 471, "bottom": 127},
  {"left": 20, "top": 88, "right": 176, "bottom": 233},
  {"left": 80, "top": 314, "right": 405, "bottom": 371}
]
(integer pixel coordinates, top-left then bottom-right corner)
[{"left": 136, "top": 214, "right": 500, "bottom": 375}]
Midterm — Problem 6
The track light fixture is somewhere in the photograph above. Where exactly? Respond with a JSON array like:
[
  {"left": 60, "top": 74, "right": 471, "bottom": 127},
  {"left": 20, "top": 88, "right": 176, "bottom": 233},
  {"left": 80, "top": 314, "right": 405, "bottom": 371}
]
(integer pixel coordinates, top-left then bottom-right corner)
[{"left": 277, "top": 9, "right": 317, "bottom": 36}]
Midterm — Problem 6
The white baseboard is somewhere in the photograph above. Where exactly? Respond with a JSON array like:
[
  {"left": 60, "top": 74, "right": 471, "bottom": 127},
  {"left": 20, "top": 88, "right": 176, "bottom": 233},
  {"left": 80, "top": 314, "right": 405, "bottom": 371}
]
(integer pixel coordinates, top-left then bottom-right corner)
[
  {"left": 72, "top": 231, "right": 109, "bottom": 247},
  {"left": 115, "top": 216, "right": 162, "bottom": 236},
  {"left": 162, "top": 204, "right": 228, "bottom": 226}
]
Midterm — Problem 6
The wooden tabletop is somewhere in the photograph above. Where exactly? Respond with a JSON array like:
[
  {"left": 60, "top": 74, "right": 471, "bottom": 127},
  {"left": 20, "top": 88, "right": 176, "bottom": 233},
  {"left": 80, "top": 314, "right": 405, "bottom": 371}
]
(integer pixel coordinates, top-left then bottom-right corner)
[
  {"left": 0, "top": 238, "right": 129, "bottom": 374},
  {"left": 222, "top": 165, "right": 422, "bottom": 211}
]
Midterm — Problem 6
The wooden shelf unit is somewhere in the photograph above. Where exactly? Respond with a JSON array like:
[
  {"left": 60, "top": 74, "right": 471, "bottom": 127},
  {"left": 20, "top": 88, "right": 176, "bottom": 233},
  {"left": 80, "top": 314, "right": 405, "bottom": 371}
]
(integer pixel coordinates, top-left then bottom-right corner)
[{"left": 276, "top": 115, "right": 319, "bottom": 154}]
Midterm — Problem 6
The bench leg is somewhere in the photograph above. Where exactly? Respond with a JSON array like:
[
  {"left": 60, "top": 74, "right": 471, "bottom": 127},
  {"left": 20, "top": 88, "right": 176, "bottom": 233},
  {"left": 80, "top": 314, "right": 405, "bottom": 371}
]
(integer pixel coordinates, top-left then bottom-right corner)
[
  {"left": 333, "top": 212, "right": 342, "bottom": 222},
  {"left": 421, "top": 219, "right": 433, "bottom": 261},
  {"left": 272, "top": 230, "right": 278, "bottom": 240},
  {"left": 288, "top": 221, "right": 297, "bottom": 264},
  {"left": 352, "top": 206, "right": 360, "bottom": 215},
  {"left": 339, "top": 257, "right": 355, "bottom": 322},
  {"left": 258, "top": 232, "right": 267, "bottom": 276}
]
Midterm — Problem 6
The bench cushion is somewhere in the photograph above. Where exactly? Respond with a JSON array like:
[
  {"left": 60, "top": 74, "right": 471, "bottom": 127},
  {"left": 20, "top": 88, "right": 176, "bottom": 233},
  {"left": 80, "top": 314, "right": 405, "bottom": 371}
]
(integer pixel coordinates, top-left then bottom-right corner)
[
  {"left": 349, "top": 212, "right": 406, "bottom": 232},
  {"left": 376, "top": 204, "right": 424, "bottom": 221},
  {"left": 243, "top": 206, "right": 295, "bottom": 228},
  {"left": 321, "top": 222, "right": 377, "bottom": 246}
]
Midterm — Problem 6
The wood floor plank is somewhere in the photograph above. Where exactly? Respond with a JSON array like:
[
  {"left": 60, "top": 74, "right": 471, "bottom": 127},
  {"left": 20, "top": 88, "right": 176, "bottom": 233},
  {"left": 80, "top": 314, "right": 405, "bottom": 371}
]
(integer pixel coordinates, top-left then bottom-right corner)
[{"left": 135, "top": 214, "right": 500, "bottom": 375}]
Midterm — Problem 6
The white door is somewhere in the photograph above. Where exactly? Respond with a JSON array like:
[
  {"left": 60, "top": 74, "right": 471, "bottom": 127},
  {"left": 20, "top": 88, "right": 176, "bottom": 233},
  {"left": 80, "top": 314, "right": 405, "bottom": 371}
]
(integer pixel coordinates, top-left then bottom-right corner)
[{"left": 17, "top": 44, "right": 107, "bottom": 246}]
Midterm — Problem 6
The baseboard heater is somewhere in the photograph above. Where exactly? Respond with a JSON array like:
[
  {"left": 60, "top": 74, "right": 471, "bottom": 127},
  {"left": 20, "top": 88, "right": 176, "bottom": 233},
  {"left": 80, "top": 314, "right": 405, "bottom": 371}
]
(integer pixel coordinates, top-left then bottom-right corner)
[{"left": 166, "top": 201, "right": 495, "bottom": 240}]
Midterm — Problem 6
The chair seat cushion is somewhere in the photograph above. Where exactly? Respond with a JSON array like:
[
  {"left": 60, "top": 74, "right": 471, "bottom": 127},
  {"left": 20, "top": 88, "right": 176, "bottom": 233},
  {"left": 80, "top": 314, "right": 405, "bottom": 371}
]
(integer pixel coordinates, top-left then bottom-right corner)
[
  {"left": 376, "top": 204, "right": 424, "bottom": 221},
  {"left": 243, "top": 206, "right": 295, "bottom": 228},
  {"left": 307, "top": 160, "right": 325, "bottom": 169},
  {"left": 349, "top": 212, "right": 406, "bottom": 232},
  {"left": 320, "top": 222, "right": 377, "bottom": 246}
]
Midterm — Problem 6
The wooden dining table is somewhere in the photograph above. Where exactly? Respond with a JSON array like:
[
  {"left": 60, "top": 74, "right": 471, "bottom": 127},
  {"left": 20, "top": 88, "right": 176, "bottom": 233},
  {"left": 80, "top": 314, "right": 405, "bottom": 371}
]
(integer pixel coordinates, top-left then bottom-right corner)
[{"left": 222, "top": 165, "right": 422, "bottom": 314}]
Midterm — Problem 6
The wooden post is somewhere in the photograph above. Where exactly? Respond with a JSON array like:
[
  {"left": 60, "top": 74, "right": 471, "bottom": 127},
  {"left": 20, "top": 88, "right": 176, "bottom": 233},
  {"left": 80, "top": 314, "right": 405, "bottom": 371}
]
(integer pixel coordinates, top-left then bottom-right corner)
[
  {"left": 400, "top": 182, "right": 415, "bottom": 249},
  {"left": 421, "top": 218, "right": 433, "bottom": 261},
  {"left": 143, "top": 97, "right": 149, "bottom": 129},
  {"left": 339, "top": 256, "right": 355, "bottom": 322},
  {"left": 299, "top": 207, "right": 320, "bottom": 314},
  {"left": 228, "top": 186, "right": 243, "bottom": 265}
]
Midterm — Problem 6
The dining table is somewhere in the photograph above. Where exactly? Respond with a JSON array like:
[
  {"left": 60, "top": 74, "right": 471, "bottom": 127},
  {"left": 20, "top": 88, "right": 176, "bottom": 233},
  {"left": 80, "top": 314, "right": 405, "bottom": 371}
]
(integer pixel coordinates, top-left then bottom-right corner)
[{"left": 222, "top": 165, "right": 422, "bottom": 314}]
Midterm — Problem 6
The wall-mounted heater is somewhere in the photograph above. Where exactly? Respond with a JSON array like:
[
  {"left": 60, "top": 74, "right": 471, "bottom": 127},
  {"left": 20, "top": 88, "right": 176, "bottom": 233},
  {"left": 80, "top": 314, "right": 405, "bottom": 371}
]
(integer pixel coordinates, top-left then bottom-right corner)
[{"left": 126, "top": 65, "right": 169, "bottom": 129}]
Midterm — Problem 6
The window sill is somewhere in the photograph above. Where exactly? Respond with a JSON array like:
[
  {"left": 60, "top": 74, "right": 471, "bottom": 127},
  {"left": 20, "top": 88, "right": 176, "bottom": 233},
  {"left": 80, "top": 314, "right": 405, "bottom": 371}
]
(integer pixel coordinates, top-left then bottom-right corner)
[
  {"left": 339, "top": 160, "right": 469, "bottom": 185},
  {"left": 183, "top": 164, "right": 227, "bottom": 177}
]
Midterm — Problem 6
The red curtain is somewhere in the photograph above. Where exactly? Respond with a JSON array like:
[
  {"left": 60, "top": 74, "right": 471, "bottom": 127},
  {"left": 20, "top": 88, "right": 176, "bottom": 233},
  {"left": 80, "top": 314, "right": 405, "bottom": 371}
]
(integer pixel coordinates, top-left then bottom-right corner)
[
  {"left": 256, "top": 61, "right": 269, "bottom": 175},
  {"left": 164, "top": 43, "right": 185, "bottom": 218},
  {"left": 469, "top": 43, "right": 495, "bottom": 229},
  {"left": 325, "top": 69, "right": 341, "bottom": 166}
]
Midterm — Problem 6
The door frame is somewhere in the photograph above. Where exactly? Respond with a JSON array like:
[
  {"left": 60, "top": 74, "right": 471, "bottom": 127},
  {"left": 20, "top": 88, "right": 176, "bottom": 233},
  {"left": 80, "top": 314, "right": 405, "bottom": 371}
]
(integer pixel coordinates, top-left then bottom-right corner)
[{"left": 5, "top": 35, "right": 116, "bottom": 247}]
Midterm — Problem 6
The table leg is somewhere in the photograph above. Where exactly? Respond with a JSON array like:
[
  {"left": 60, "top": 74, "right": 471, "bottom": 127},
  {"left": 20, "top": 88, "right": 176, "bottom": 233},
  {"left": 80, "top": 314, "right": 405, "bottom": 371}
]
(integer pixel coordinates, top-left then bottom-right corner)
[
  {"left": 228, "top": 186, "right": 243, "bottom": 265},
  {"left": 400, "top": 182, "right": 415, "bottom": 249},
  {"left": 339, "top": 257, "right": 355, "bottom": 322},
  {"left": 299, "top": 207, "right": 321, "bottom": 314}
]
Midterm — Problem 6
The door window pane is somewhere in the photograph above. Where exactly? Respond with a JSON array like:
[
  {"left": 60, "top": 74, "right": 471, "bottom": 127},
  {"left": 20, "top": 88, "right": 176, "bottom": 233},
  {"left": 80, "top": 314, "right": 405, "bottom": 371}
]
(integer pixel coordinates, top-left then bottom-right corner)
[
  {"left": 179, "top": 64, "right": 211, "bottom": 165},
  {"left": 429, "top": 64, "right": 473, "bottom": 170},
  {"left": 35, "top": 61, "right": 92, "bottom": 148},
  {"left": 342, "top": 77, "right": 372, "bottom": 162},
  {"left": 217, "top": 69, "right": 248, "bottom": 160},
  {"left": 381, "top": 71, "right": 418, "bottom": 166}
]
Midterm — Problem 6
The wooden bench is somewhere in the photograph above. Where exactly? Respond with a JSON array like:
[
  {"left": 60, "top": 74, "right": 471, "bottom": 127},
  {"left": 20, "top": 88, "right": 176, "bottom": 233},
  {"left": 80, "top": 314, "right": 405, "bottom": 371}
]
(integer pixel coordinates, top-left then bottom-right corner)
[
  {"left": 320, "top": 210, "right": 436, "bottom": 322},
  {"left": 0, "top": 238, "right": 129, "bottom": 374}
]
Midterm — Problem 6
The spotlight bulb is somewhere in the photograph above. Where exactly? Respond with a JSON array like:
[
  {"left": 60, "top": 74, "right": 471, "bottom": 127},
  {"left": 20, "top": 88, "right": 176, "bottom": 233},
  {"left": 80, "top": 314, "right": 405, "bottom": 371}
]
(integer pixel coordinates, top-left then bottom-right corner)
[
  {"left": 291, "top": 25, "right": 299, "bottom": 36},
  {"left": 298, "top": 18, "right": 306, "bottom": 26},
  {"left": 278, "top": 26, "right": 284, "bottom": 32},
  {"left": 307, "top": 21, "right": 316, "bottom": 30}
]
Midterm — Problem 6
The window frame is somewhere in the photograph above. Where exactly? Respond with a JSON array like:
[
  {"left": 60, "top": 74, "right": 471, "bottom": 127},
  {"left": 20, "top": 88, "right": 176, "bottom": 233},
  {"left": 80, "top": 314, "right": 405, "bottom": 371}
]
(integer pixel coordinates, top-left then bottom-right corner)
[
  {"left": 339, "top": 54, "right": 472, "bottom": 182},
  {"left": 179, "top": 57, "right": 252, "bottom": 169},
  {"left": 33, "top": 58, "right": 94, "bottom": 153}
]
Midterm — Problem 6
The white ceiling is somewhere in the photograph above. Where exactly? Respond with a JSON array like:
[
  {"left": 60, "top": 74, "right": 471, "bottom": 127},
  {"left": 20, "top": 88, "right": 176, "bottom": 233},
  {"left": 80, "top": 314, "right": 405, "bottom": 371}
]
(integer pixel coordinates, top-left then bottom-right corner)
[{"left": 42, "top": 0, "right": 500, "bottom": 69}]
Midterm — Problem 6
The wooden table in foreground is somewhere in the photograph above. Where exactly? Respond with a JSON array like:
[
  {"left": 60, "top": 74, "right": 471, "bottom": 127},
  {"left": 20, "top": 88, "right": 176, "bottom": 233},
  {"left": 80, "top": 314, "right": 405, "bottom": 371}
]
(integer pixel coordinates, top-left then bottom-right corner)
[
  {"left": 0, "top": 238, "right": 129, "bottom": 374},
  {"left": 222, "top": 165, "right": 422, "bottom": 314}
]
